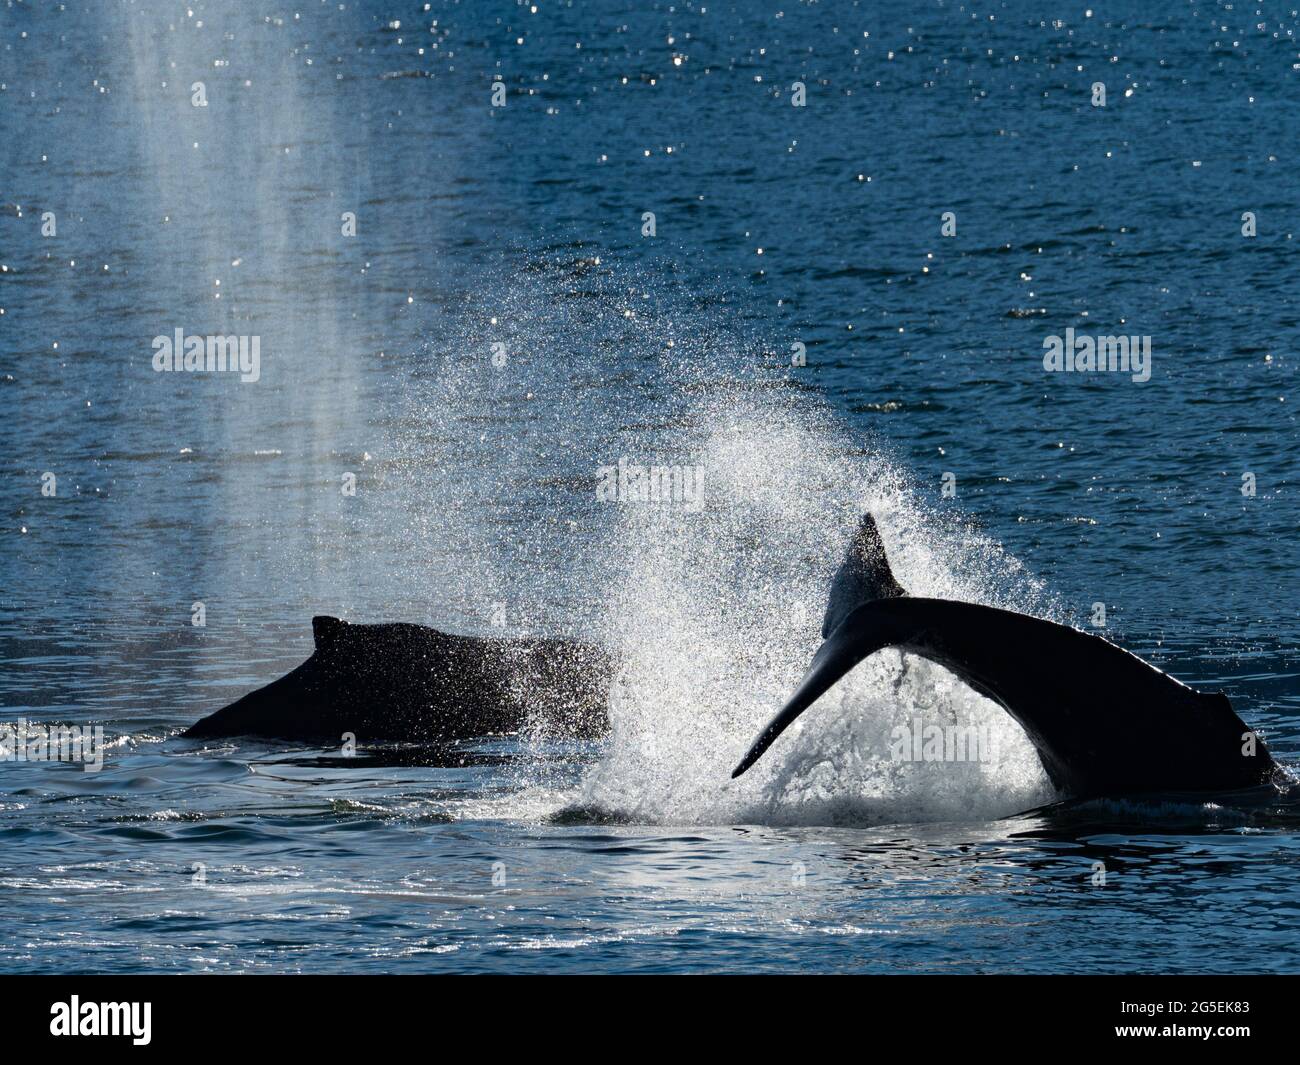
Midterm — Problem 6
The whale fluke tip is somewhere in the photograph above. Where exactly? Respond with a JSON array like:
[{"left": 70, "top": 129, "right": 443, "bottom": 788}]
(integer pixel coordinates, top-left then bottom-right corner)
[
  {"left": 821, "top": 513, "right": 905, "bottom": 639},
  {"left": 731, "top": 714, "right": 796, "bottom": 779},
  {"left": 730, "top": 757, "right": 758, "bottom": 779}
]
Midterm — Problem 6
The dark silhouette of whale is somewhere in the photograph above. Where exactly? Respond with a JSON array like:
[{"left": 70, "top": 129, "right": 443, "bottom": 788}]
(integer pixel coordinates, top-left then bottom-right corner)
[
  {"left": 188, "top": 516, "right": 1282, "bottom": 802},
  {"left": 184, "top": 616, "right": 612, "bottom": 744},
  {"left": 732, "top": 515, "right": 1283, "bottom": 799}
]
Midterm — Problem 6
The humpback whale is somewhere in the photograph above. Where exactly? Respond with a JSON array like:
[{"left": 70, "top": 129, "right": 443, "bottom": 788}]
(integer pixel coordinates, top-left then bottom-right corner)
[
  {"left": 732, "top": 515, "right": 1283, "bottom": 798},
  {"left": 189, "top": 516, "right": 1282, "bottom": 803},
  {"left": 184, "top": 616, "right": 612, "bottom": 744}
]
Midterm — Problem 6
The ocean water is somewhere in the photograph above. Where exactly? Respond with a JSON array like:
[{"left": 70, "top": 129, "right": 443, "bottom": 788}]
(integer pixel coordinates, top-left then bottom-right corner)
[{"left": 1, "top": 0, "right": 1297, "bottom": 973}]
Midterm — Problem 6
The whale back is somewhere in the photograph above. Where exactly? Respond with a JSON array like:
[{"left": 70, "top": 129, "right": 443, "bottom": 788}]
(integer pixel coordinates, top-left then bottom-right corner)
[
  {"left": 312, "top": 615, "right": 347, "bottom": 648},
  {"left": 187, "top": 616, "right": 615, "bottom": 743},
  {"left": 821, "top": 514, "right": 906, "bottom": 638}
]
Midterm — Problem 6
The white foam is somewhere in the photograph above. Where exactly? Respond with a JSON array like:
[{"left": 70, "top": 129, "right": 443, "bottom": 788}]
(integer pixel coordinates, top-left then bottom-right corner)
[
  {"left": 571, "top": 392, "right": 1057, "bottom": 826},
  {"left": 392, "top": 268, "right": 1060, "bottom": 827}
]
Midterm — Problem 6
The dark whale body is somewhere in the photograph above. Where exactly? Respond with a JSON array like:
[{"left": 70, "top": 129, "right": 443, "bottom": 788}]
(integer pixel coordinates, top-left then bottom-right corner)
[
  {"left": 733, "top": 515, "right": 1283, "bottom": 799},
  {"left": 189, "top": 515, "right": 1284, "bottom": 803},
  {"left": 184, "top": 616, "right": 613, "bottom": 744}
]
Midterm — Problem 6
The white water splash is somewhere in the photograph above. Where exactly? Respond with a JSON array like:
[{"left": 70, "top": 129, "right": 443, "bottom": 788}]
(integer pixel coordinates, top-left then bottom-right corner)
[
  {"left": 572, "top": 391, "right": 1057, "bottom": 826},
  {"left": 394, "top": 264, "right": 1058, "bottom": 826}
]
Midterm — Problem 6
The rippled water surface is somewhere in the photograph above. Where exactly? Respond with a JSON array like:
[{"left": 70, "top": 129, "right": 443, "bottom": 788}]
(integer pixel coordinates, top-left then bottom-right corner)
[{"left": 1, "top": 0, "right": 1297, "bottom": 973}]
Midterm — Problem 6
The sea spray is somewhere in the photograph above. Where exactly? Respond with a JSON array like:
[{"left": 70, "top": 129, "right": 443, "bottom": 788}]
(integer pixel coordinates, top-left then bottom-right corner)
[
  {"left": 575, "top": 392, "right": 1056, "bottom": 825},
  {"left": 389, "top": 259, "right": 1058, "bottom": 824}
]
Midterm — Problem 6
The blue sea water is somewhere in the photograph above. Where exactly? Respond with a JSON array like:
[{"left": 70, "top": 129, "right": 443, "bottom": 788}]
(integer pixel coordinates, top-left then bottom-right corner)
[{"left": 0, "top": 0, "right": 1297, "bottom": 973}]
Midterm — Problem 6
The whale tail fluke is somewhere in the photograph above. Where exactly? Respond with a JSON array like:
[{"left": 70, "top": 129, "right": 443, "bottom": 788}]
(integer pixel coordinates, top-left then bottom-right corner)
[
  {"left": 732, "top": 603, "right": 903, "bottom": 778},
  {"left": 820, "top": 513, "right": 905, "bottom": 638},
  {"left": 734, "top": 534, "right": 1279, "bottom": 795},
  {"left": 731, "top": 513, "right": 907, "bottom": 778}
]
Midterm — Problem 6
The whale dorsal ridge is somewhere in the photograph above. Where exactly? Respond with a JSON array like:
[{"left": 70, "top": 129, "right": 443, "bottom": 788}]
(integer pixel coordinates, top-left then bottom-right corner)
[{"left": 312, "top": 615, "right": 348, "bottom": 649}]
